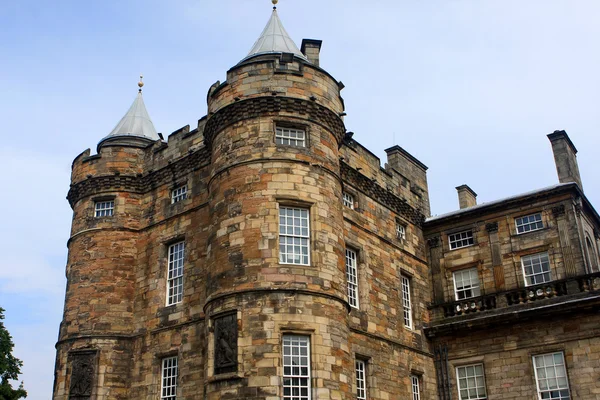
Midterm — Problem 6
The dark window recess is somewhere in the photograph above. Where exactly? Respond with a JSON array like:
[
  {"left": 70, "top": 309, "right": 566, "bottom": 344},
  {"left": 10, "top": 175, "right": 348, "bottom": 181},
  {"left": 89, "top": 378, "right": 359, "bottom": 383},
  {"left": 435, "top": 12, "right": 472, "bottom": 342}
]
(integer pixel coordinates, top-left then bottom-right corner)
[
  {"left": 68, "top": 351, "right": 97, "bottom": 400},
  {"left": 214, "top": 313, "right": 238, "bottom": 375}
]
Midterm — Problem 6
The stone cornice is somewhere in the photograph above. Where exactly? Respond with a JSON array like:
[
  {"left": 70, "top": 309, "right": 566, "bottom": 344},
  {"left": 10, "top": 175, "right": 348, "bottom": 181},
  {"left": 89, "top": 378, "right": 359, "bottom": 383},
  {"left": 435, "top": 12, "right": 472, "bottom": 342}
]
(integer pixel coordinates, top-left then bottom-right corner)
[
  {"left": 67, "top": 147, "right": 211, "bottom": 207},
  {"left": 340, "top": 161, "right": 425, "bottom": 226},
  {"left": 204, "top": 96, "right": 346, "bottom": 148}
]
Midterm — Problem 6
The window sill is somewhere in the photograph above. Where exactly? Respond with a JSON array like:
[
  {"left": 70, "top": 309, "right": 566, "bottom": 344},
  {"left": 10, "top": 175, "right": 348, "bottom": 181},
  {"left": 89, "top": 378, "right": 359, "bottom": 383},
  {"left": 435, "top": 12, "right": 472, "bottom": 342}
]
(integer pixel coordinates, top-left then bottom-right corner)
[
  {"left": 207, "top": 372, "right": 243, "bottom": 384},
  {"left": 449, "top": 244, "right": 475, "bottom": 251}
]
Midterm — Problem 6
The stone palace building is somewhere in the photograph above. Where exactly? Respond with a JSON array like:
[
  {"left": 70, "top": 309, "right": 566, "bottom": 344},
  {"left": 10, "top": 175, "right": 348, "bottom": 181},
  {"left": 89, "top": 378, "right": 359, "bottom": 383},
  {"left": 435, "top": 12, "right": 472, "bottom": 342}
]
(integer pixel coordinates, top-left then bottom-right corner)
[{"left": 53, "top": 4, "right": 600, "bottom": 400}]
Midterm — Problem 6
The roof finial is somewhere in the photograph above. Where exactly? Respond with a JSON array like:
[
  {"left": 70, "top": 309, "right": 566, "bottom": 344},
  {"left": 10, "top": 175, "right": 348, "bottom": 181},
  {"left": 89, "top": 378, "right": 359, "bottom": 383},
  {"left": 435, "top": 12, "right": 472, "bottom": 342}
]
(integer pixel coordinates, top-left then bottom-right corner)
[
  {"left": 138, "top": 75, "right": 144, "bottom": 92},
  {"left": 272, "top": 0, "right": 278, "bottom": 10}
]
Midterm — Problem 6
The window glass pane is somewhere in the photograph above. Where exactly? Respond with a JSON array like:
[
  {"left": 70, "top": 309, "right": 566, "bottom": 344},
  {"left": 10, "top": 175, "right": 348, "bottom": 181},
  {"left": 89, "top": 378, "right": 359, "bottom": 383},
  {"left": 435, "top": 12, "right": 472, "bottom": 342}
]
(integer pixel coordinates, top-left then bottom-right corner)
[
  {"left": 449, "top": 230, "right": 474, "bottom": 250},
  {"left": 279, "top": 207, "right": 310, "bottom": 265},
  {"left": 521, "top": 252, "right": 552, "bottom": 286},
  {"left": 456, "top": 364, "right": 487, "bottom": 400},
  {"left": 282, "top": 335, "right": 311, "bottom": 400},
  {"left": 161, "top": 356, "right": 178, "bottom": 400},
  {"left": 167, "top": 242, "right": 185, "bottom": 305}
]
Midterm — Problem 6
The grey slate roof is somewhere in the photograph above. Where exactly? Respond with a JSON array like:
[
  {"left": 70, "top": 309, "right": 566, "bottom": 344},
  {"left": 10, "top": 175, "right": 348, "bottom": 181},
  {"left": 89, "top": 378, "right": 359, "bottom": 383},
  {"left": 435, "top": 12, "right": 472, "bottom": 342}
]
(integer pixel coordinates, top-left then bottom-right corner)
[
  {"left": 100, "top": 91, "right": 160, "bottom": 144},
  {"left": 425, "top": 183, "right": 575, "bottom": 223},
  {"left": 241, "top": 8, "right": 307, "bottom": 63}
]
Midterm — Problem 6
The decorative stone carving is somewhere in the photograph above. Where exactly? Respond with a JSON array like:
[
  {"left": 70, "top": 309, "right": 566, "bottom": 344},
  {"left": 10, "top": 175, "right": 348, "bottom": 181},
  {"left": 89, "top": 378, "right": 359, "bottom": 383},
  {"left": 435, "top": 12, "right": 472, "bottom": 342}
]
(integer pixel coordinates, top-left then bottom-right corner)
[
  {"left": 68, "top": 351, "right": 97, "bottom": 400},
  {"left": 427, "top": 236, "right": 440, "bottom": 248},
  {"left": 552, "top": 205, "right": 566, "bottom": 217},
  {"left": 485, "top": 222, "right": 498, "bottom": 233},
  {"left": 214, "top": 313, "right": 238, "bottom": 375}
]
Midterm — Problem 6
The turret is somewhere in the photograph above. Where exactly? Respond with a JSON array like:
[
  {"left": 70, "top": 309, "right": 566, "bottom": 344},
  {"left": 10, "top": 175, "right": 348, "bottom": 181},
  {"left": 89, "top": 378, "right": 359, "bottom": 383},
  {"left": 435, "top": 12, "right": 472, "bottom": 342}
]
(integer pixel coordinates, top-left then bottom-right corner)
[
  {"left": 54, "top": 79, "right": 159, "bottom": 399},
  {"left": 203, "top": 4, "right": 353, "bottom": 398}
]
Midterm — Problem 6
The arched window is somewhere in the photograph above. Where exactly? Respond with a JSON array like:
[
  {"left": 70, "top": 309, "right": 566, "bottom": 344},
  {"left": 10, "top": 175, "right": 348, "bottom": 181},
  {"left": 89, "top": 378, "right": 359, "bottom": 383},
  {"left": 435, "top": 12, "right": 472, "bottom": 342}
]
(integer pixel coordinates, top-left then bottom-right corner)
[{"left": 585, "top": 236, "right": 599, "bottom": 272}]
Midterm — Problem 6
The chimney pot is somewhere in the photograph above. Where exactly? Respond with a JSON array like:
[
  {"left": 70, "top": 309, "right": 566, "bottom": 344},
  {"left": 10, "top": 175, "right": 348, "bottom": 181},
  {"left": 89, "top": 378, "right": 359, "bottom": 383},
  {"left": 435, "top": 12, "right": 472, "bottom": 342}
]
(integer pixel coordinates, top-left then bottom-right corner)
[
  {"left": 547, "top": 130, "right": 583, "bottom": 191},
  {"left": 301, "top": 39, "right": 322, "bottom": 67},
  {"left": 456, "top": 184, "right": 477, "bottom": 209}
]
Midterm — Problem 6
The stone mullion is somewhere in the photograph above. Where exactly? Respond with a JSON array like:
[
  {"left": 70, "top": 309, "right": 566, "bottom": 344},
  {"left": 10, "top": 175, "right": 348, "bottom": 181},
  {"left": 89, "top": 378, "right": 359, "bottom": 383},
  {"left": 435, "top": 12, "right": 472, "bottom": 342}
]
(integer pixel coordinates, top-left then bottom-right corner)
[{"left": 553, "top": 204, "right": 578, "bottom": 277}]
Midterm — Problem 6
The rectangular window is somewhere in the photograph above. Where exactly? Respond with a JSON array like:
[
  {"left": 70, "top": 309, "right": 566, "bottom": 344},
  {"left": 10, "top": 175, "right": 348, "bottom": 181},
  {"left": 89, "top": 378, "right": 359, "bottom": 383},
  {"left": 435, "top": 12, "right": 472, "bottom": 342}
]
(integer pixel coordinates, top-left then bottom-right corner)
[
  {"left": 282, "top": 335, "right": 311, "bottom": 400},
  {"left": 449, "top": 230, "right": 474, "bottom": 250},
  {"left": 401, "top": 276, "right": 412, "bottom": 328},
  {"left": 346, "top": 248, "right": 359, "bottom": 309},
  {"left": 411, "top": 375, "right": 421, "bottom": 400},
  {"left": 533, "top": 352, "right": 570, "bottom": 400},
  {"left": 276, "top": 126, "right": 306, "bottom": 147},
  {"left": 522, "top": 252, "right": 552, "bottom": 286},
  {"left": 342, "top": 192, "right": 355, "bottom": 209},
  {"left": 171, "top": 185, "right": 188, "bottom": 204},
  {"left": 279, "top": 207, "right": 310, "bottom": 265},
  {"left": 167, "top": 242, "right": 185, "bottom": 305},
  {"left": 161, "top": 356, "right": 178, "bottom": 400},
  {"left": 453, "top": 268, "right": 481, "bottom": 300},
  {"left": 396, "top": 223, "right": 406, "bottom": 241},
  {"left": 355, "top": 359, "right": 367, "bottom": 400},
  {"left": 516, "top": 212, "right": 543, "bottom": 234},
  {"left": 94, "top": 200, "right": 114, "bottom": 217},
  {"left": 456, "top": 364, "right": 487, "bottom": 400}
]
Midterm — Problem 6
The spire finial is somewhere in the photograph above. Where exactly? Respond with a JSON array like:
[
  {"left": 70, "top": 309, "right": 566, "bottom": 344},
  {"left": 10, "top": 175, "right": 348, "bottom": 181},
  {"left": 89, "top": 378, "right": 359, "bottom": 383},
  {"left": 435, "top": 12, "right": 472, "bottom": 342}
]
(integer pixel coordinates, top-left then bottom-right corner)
[
  {"left": 272, "top": 0, "right": 278, "bottom": 9},
  {"left": 138, "top": 75, "right": 144, "bottom": 92}
]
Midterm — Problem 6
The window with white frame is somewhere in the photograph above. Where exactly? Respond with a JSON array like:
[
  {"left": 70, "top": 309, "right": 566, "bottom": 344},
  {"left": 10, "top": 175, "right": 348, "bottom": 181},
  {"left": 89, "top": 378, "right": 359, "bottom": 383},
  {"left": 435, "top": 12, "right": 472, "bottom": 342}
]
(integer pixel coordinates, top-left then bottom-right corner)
[
  {"left": 342, "top": 192, "right": 355, "bottom": 209},
  {"left": 515, "top": 212, "right": 543, "bottom": 234},
  {"left": 161, "top": 356, "right": 178, "bottom": 400},
  {"left": 167, "top": 242, "right": 185, "bottom": 305},
  {"left": 453, "top": 268, "right": 481, "bottom": 300},
  {"left": 401, "top": 275, "right": 412, "bottom": 328},
  {"left": 396, "top": 223, "right": 406, "bottom": 241},
  {"left": 94, "top": 200, "right": 114, "bottom": 217},
  {"left": 282, "top": 335, "right": 311, "bottom": 400},
  {"left": 346, "top": 248, "right": 359, "bottom": 309},
  {"left": 355, "top": 359, "right": 367, "bottom": 400},
  {"left": 449, "top": 230, "right": 474, "bottom": 250},
  {"left": 410, "top": 375, "right": 421, "bottom": 400},
  {"left": 456, "top": 364, "right": 487, "bottom": 400},
  {"left": 533, "top": 352, "right": 570, "bottom": 400},
  {"left": 279, "top": 207, "right": 310, "bottom": 265},
  {"left": 521, "top": 252, "right": 552, "bottom": 286},
  {"left": 276, "top": 126, "right": 306, "bottom": 147},
  {"left": 171, "top": 185, "right": 188, "bottom": 204}
]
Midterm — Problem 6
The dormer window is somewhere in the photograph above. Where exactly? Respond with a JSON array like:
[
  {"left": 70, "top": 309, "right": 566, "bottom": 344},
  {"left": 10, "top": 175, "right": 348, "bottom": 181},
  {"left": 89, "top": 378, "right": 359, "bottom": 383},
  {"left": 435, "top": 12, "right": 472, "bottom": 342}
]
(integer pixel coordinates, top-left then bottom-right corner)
[
  {"left": 275, "top": 126, "right": 306, "bottom": 147},
  {"left": 171, "top": 185, "right": 188, "bottom": 204},
  {"left": 94, "top": 200, "right": 114, "bottom": 217}
]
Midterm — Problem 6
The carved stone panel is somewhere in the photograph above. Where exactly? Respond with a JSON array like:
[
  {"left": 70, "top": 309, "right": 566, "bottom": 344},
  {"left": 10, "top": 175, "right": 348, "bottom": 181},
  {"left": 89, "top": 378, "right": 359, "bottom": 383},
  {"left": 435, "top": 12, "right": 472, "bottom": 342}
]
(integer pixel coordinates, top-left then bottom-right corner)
[
  {"left": 68, "top": 350, "right": 97, "bottom": 400},
  {"left": 214, "top": 313, "right": 238, "bottom": 375}
]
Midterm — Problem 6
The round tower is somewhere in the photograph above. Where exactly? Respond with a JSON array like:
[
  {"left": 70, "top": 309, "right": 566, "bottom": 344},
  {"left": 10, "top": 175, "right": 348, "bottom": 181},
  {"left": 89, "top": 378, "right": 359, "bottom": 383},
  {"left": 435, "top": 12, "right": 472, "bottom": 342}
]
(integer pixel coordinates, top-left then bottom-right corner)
[
  {"left": 54, "top": 82, "right": 158, "bottom": 399},
  {"left": 203, "top": 6, "right": 353, "bottom": 399}
]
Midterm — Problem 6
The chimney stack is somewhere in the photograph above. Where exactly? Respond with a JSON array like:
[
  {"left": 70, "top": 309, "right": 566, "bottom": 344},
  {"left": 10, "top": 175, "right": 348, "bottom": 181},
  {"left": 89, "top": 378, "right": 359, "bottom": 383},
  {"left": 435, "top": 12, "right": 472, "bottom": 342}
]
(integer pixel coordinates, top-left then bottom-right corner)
[
  {"left": 301, "top": 39, "right": 322, "bottom": 67},
  {"left": 456, "top": 185, "right": 477, "bottom": 209},
  {"left": 547, "top": 130, "right": 583, "bottom": 191}
]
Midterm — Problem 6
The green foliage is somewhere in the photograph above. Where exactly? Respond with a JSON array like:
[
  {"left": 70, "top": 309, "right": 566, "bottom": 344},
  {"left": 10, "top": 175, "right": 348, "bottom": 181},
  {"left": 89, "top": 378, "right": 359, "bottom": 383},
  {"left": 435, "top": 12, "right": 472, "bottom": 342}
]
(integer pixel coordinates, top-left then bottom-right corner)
[{"left": 0, "top": 308, "right": 27, "bottom": 400}]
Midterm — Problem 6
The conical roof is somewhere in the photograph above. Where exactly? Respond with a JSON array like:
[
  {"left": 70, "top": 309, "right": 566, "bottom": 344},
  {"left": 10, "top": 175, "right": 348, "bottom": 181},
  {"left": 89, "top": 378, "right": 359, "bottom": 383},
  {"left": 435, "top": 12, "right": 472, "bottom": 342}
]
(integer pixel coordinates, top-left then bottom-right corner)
[
  {"left": 99, "top": 90, "right": 159, "bottom": 145},
  {"left": 241, "top": 8, "right": 307, "bottom": 63}
]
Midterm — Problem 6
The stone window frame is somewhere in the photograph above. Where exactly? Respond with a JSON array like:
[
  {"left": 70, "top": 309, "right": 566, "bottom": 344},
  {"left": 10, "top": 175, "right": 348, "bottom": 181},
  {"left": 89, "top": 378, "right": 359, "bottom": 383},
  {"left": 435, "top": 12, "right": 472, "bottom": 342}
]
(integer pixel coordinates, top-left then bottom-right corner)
[
  {"left": 455, "top": 362, "right": 488, "bottom": 400},
  {"left": 160, "top": 355, "right": 178, "bottom": 400},
  {"left": 273, "top": 120, "right": 310, "bottom": 148},
  {"left": 92, "top": 195, "right": 116, "bottom": 218},
  {"left": 162, "top": 235, "right": 186, "bottom": 307},
  {"left": 452, "top": 267, "right": 482, "bottom": 301},
  {"left": 531, "top": 351, "right": 571, "bottom": 400},
  {"left": 170, "top": 181, "right": 189, "bottom": 204},
  {"left": 345, "top": 246, "right": 360, "bottom": 309},
  {"left": 448, "top": 229, "right": 475, "bottom": 250},
  {"left": 281, "top": 333, "right": 312, "bottom": 400},
  {"left": 400, "top": 274, "right": 413, "bottom": 329},
  {"left": 207, "top": 310, "right": 242, "bottom": 381},
  {"left": 584, "top": 233, "right": 599, "bottom": 272},
  {"left": 355, "top": 357, "right": 368, "bottom": 400},
  {"left": 277, "top": 199, "right": 314, "bottom": 267},
  {"left": 520, "top": 251, "right": 552, "bottom": 287},
  {"left": 410, "top": 373, "right": 422, "bottom": 400},
  {"left": 396, "top": 220, "right": 408, "bottom": 242},
  {"left": 514, "top": 211, "right": 545, "bottom": 235}
]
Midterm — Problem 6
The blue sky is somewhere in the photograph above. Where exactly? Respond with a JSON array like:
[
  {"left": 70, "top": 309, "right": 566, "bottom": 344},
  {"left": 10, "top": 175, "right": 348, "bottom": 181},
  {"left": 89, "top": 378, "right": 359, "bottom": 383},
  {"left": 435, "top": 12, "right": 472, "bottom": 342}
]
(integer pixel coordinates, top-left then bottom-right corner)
[{"left": 1, "top": 1, "right": 599, "bottom": 398}]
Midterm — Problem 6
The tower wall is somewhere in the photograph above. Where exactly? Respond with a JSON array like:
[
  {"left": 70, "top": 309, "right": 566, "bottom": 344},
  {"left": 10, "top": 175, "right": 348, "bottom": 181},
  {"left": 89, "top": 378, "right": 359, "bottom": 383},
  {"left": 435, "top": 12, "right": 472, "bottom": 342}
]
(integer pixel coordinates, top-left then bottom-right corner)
[{"left": 203, "top": 56, "right": 354, "bottom": 398}]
